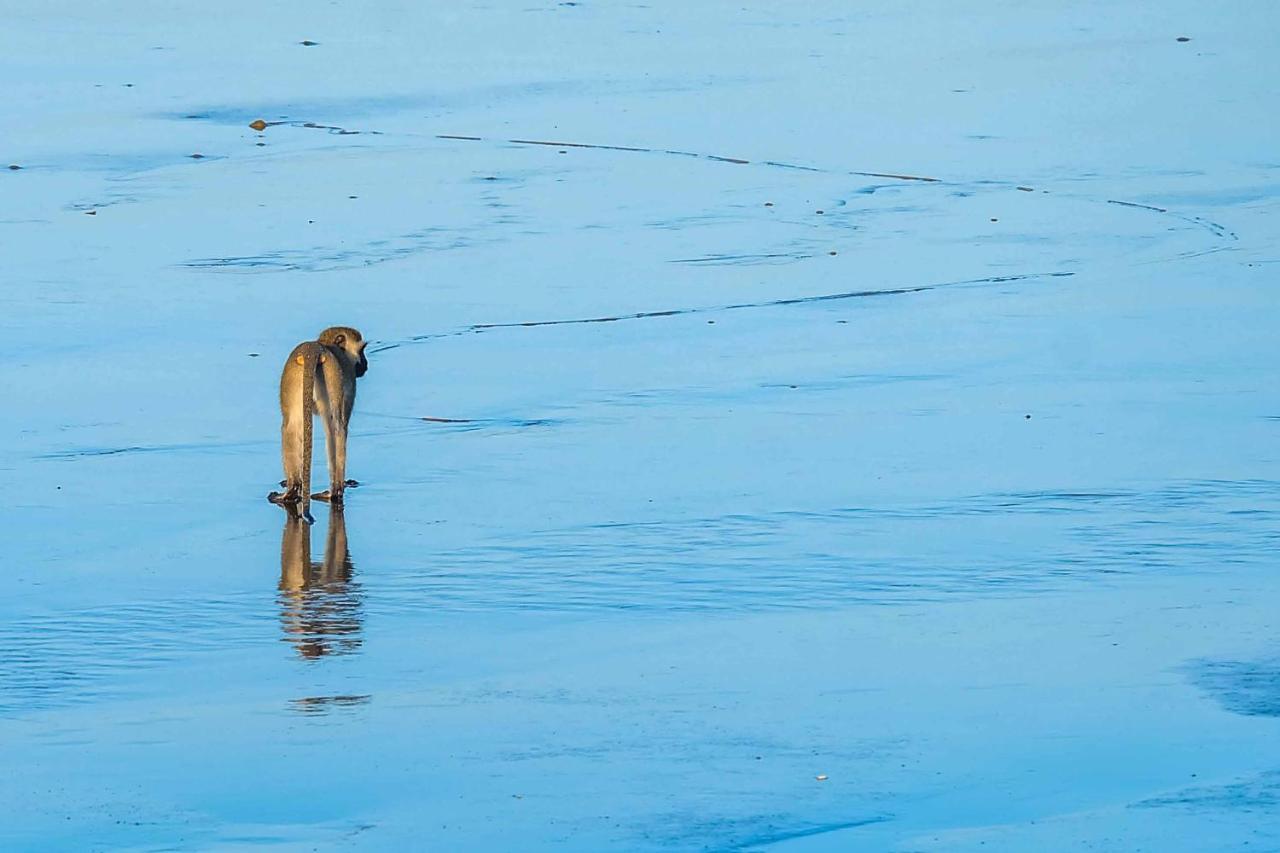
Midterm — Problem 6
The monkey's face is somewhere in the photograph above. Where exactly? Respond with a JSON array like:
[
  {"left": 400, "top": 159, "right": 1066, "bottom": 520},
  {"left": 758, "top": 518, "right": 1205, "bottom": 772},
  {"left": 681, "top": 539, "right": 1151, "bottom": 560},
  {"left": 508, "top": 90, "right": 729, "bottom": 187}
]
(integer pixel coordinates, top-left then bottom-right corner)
[
  {"left": 319, "top": 326, "right": 369, "bottom": 378},
  {"left": 339, "top": 337, "right": 368, "bottom": 377}
]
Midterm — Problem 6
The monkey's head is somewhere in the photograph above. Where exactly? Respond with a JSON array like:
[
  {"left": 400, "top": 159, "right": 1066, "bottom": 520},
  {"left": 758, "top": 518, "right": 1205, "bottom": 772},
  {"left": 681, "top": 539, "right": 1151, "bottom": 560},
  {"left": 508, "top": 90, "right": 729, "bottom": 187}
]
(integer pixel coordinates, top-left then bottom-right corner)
[{"left": 318, "top": 326, "right": 369, "bottom": 378}]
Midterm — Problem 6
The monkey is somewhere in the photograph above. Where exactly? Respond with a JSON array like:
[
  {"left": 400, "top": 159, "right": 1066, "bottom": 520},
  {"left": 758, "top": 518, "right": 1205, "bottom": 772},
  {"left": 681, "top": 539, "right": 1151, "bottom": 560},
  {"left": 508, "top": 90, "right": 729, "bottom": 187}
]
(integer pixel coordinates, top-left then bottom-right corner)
[{"left": 267, "top": 326, "right": 369, "bottom": 523}]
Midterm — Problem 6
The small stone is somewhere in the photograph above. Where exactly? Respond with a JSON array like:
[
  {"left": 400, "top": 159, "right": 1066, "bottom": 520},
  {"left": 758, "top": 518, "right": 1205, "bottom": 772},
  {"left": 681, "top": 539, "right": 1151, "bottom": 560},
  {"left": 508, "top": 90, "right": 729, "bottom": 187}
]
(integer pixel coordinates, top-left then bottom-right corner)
[
  {"left": 7, "top": 164, "right": 20, "bottom": 170},
  {"left": 815, "top": 209, "right": 824, "bottom": 214},
  {"left": 1176, "top": 36, "right": 1191, "bottom": 42},
  {"left": 300, "top": 40, "right": 319, "bottom": 46},
  {"left": 764, "top": 201, "right": 774, "bottom": 207},
  {"left": 189, "top": 153, "right": 205, "bottom": 159},
  {"left": 248, "top": 353, "right": 260, "bottom": 357},
  {"left": 990, "top": 217, "right": 998, "bottom": 222},
  {"left": 249, "top": 119, "right": 268, "bottom": 131},
  {"left": 828, "top": 250, "right": 837, "bottom": 255}
]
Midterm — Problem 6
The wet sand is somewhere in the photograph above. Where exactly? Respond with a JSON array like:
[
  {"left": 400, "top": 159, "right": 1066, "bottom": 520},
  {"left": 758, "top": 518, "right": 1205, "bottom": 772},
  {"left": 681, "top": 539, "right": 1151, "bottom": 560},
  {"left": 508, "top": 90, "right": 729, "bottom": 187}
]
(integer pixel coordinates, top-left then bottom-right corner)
[{"left": 3, "top": 1, "right": 1279, "bottom": 849}]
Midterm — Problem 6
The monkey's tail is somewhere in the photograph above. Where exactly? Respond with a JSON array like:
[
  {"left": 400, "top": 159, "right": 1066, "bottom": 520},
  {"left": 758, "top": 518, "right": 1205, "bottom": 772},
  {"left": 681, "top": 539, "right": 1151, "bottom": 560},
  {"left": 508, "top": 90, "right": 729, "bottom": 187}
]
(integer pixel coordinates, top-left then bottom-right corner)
[{"left": 300, "top": 345, "right": 318, "bottom": 523}]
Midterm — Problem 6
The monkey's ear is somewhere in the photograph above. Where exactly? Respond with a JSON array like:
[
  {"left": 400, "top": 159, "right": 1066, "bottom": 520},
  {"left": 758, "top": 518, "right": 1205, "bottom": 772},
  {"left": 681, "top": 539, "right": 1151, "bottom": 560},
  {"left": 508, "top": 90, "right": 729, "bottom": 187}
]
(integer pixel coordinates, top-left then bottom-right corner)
[{"left": 333, "top": 333, "right": 346, "bottom": 345}]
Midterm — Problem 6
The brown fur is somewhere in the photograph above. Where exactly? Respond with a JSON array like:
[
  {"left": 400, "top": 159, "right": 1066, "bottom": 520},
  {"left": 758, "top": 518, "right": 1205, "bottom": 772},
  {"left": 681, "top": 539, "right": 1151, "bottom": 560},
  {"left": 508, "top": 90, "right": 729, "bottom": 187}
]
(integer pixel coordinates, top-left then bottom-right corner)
[{"left": 268, "top": 327, "right": 369, "bottom": 522}]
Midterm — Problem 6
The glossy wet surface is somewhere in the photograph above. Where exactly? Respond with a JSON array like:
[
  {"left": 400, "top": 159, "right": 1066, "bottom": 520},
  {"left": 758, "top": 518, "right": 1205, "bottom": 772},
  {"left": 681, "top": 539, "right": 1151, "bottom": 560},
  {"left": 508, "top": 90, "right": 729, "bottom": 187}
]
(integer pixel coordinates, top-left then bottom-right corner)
[{"left": 3, "top": 1, "right": 1279, "bottom": 849}]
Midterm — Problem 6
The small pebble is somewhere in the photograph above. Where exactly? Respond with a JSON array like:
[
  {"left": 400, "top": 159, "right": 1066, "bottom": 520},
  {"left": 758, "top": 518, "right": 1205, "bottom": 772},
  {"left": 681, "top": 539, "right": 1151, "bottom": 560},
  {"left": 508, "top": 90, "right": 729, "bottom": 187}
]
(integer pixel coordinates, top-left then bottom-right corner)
[
  {"left": 300, "top": 40, "right": 319, "bottom": 46},
  {"left": 815, "top": 209, "right": 824, "bottom": 214},
  {"left": 7, "top": 164, "right": 20, "bottom": 170},
  {"left": 189, "top": 153, "right": 205, "bottom": 159},
  {"left": 990, "top": 217, "right": 998, "bottom": 222},
  {"left": 1176, "top": 36, "right": 1191, "bottom": 42},
  {"left": 764, "top": 201, "right": 773, "bottom": 207},
  {"left": 828, "top": 250, "right": 837, "bottom": 255},
  {"left": 249, "top": 119, "right": 268, "bottom": 131}
]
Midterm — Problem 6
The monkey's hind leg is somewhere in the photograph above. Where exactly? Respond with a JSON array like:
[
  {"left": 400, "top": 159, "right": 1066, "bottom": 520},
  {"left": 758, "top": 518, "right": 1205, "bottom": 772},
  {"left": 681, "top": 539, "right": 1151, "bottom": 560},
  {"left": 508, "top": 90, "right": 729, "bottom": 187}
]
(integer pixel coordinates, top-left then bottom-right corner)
[{"left": 271, "top": 414, "right": 309, "bottom": 515}]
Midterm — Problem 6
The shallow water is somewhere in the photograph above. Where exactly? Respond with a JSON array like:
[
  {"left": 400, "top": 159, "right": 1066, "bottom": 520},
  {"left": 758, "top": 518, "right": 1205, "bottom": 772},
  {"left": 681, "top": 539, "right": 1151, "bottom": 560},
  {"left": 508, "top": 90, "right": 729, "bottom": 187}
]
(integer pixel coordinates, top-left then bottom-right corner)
[{"left": 3, "top": 1, "right": 1280, "bottom": 850}]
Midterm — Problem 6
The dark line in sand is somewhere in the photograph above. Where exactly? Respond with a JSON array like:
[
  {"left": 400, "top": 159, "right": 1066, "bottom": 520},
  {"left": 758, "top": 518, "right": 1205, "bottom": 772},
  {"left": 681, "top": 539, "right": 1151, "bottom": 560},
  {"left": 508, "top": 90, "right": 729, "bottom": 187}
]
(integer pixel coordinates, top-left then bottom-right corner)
[
  {"left": 1187, "top": 215, "right": 1237, "bottom": 240},
  {"left": 1108, "top": 199, "right": 1168, "bottom": 213},
  {"left": 366, "top": 271, "right": 1074, "bottom": 353},
  {"left": 41, "top": 445, "right": 154, "bottom": 459},
  {"left": 206, "top": 120, "right": 1235, "bottom": 248},
  {"left": 764, "top": 160, "right": 824, "bottom": 172},
  {"left": 509, "top": 138, "right": 653, "bottom": 153},
  {"left": 851, "top": 170, "right": 939, "bottom": 183},
  {"left": 277, "top": 122, "right": 1226, "bottom": 244},
  {"left": 364, "top": 272, "right": 1075, "bottom": 352},
  {"left": 731, "top": 815, "right": 892, "bottom": 850},
  {"left": 36, "top": 438, "right": 270, "bottom": 461},
  {"left": 434, "top": 131, "right": 939, "bottom": 182},
  {"left": 35, "top": 419, "right": 468, "bottom": 461},
  {"left": 668, "top": 252, "right": 810, "bottom": 264},
  {"left": 1106, "top": 199, "right": 1236, "bottom": 240}
]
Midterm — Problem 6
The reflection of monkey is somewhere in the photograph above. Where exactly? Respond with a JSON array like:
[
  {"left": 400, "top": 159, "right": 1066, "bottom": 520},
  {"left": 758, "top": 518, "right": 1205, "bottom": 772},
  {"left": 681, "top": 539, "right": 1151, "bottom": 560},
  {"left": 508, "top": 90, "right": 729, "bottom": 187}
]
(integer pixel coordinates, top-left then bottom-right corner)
[
  {"left": 279, "top": 505, "right": 362, "bottom": 660},
  {"left": 268, "top": 326, "right": 369, "bottom": 523}
]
